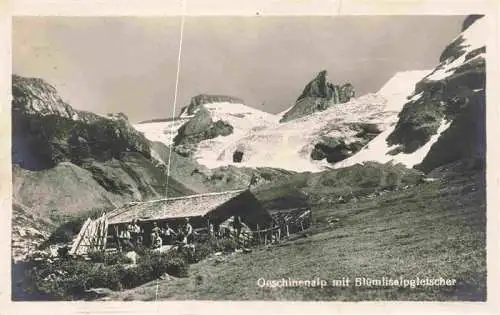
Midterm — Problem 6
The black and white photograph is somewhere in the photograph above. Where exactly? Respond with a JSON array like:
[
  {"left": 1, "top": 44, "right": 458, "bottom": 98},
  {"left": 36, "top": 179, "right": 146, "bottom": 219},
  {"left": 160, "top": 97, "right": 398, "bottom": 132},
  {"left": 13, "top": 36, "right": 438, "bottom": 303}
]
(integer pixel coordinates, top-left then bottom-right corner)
[{"left": 9, "top": 11, "right": 489, "bottom": 304}]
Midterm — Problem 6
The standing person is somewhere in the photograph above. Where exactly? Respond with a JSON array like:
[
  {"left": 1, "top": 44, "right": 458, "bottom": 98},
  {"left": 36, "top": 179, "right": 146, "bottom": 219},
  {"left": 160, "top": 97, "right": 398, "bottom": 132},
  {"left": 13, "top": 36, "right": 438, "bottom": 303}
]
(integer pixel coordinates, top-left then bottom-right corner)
[
  {"left": 213, "top": 222, "right": 221, "bottom": 238},
  {"left": 162, "top": 223, "right": 177, "bottom": 245},
  {"left": 182, "top": 218, "right": 194, "bottom": 244},
  {"left": 129, "top": 219, "right": 141, "bottom": 246},
  {"left": 119, "top": 225, "right": 133, "bottom": 251},
  {"left": 208, "top": 222, "right": 214, "bottom": 237},
  {"left": 150, "top": 221, "right": 161, "bottom": 246},
  {"left": 151, "top": 230, "right": 163, "bottom": 249}
]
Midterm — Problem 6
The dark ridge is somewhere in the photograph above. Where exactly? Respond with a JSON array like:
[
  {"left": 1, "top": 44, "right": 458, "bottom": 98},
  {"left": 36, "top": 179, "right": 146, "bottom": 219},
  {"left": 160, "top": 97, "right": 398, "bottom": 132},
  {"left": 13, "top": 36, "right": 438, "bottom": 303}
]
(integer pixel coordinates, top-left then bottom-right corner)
[
  {"left": 136, "top": 117, "right": 184, "bottom": 124},
  {"left": 462, "top": 15, "right": 484, "bottom": 32}
]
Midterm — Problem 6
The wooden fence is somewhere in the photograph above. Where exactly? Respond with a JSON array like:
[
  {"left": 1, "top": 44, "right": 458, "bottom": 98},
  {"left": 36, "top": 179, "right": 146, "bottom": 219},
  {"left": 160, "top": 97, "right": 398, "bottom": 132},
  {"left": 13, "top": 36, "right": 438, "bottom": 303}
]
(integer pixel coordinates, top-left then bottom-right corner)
[{"left": 220, "top": 208, "right": 312, "bottom": 247}]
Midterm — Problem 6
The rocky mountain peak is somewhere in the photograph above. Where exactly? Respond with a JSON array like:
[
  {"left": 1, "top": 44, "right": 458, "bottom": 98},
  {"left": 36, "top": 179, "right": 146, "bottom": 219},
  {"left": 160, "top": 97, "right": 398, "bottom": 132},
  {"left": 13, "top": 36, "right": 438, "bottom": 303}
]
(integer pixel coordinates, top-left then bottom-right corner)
[
  {"left": 12, "top": 74, "right": 78, "bottom": 119},
  {"left": 12, "top": 75, "right": 153, "bottom": 170},
  {"left": 179, "top": 94, "right": 244, "bottom": 117},
  {"left": 280, "top": 70, "right": 355, "bottom": 122}
]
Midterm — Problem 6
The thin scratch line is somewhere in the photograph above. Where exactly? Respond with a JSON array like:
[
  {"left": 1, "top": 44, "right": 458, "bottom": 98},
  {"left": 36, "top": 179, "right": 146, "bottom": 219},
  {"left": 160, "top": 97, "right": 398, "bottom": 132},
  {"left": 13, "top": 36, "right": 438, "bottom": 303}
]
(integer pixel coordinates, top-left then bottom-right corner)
[
  {"left": 164, "top": 0, "right": 187, "bottom": 207},
  {"left": 156, "top": 0, "right": 187, "bottom": 305}
]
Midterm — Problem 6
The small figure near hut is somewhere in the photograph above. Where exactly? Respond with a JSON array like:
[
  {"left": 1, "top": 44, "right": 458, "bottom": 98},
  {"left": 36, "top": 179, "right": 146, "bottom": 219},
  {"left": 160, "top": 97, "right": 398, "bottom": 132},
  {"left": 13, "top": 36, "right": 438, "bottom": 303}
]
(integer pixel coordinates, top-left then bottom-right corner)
[
  {"left": 208, "top": 222, "right": 215, "bottom": 237},
  {"left": 129, "top": 219, "right": 143, "bottom": 246},
  {"left": 151, "top": 230, "right": 163, "bottom": 249},
  {"left": 162, "top": 223, "right": 177, "bottom": 245},
  {"left": 150, "top": 221, "right": 161, "bottom": 245},
  {"left": 181, "top": 218, "right": 194, "bottom": 244},
  {"left": 118, "top": 225, "right": 133, "bottom": 252}
]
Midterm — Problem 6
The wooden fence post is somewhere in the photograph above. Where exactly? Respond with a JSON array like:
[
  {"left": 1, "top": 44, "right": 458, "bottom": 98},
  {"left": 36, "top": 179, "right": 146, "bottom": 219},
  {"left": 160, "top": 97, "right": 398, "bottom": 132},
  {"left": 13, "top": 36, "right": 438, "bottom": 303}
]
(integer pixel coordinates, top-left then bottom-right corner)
[
  {"left": 102, "top": 218, "right": 108, "bottom": 250},
  {"left": 257, "top": 224, "right": 261, "bottom": 245}
]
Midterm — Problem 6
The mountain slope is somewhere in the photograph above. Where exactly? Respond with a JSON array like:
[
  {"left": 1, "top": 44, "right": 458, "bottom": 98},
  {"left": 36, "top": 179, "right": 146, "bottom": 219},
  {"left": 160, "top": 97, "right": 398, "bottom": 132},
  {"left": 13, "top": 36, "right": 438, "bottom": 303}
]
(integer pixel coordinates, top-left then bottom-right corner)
[
  {"left": 337, "top": 16, "right": 486, "bottom": 172},
  {"left": 12, "top": 75, "right": 194, "bottom": 219}
]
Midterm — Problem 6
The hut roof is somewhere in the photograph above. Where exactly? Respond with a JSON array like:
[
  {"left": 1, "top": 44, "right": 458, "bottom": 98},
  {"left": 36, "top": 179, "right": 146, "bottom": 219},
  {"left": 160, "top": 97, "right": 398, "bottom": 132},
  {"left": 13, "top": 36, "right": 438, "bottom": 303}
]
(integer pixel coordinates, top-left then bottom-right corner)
[{"left": 106, "top": 189, "right": 246, "bottom": 224}]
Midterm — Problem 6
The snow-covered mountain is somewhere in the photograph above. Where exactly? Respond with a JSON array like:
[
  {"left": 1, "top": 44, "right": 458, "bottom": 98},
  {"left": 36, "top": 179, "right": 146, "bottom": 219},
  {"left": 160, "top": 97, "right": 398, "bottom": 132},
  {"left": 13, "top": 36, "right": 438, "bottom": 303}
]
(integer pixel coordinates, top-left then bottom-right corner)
[
  {"left": 199, "top": 70, "right": 429, "bottom": 172},
  {"left": 134, "top": 16, "right": 485, "bottom": 174},
  {"left": 337, "top": 15, "right": 486, "bottom": 171}
]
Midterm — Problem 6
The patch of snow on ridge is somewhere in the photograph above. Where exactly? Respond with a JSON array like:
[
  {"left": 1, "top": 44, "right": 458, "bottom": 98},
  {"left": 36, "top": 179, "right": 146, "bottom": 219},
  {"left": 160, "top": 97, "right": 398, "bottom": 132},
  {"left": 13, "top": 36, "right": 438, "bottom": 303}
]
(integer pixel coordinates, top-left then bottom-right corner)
[
  {"left": 377, "top": 70, "right": 431, "bottom": 111},
  {"left": 334, "top": 119, "right": 452, "bottom": 169},
  {"left": 133, "top": 118, "right": 189, "bottom": 146},
  {"left": 426, "top": 17, "right": 486, "bottom": 82},
  {"left": 277, "top": 105, "right": 293, "bottom": 118}
]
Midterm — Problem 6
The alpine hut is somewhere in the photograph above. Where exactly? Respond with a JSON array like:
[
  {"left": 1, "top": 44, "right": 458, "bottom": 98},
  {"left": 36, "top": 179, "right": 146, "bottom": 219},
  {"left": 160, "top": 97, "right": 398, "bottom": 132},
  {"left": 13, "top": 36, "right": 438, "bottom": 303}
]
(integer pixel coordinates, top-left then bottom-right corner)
[{"left": 105, "top": 189, "right": 272, "bottom": 233}]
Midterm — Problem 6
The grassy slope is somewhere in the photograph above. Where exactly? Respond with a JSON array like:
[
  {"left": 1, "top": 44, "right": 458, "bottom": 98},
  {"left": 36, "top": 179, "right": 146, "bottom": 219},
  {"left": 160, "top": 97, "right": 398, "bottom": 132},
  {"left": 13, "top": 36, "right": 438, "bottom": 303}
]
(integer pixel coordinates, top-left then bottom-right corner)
[{"left": 109, "top": 169, "right": 485, "bottom": 301}]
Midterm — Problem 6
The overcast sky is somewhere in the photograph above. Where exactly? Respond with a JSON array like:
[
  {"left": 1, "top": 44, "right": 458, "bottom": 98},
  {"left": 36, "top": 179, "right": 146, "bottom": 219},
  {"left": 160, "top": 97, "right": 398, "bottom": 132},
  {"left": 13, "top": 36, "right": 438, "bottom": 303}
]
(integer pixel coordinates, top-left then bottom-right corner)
[{"left": 13, "top": 16, "right": 465, "bottom": 123}]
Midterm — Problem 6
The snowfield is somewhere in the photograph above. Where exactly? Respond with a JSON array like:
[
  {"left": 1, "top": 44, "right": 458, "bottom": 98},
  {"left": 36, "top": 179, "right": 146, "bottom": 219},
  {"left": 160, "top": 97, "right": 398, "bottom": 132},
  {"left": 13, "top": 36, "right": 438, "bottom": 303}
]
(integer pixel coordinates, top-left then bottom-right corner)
[
  {"left": 377, "top": 70, "right": 431, "bottom": 111},
  {"left": 192, "top": 102, "right": 281, "bottom": 167},
  {"left": 133, "top": 118, "right": 190, "bottom": 146}
]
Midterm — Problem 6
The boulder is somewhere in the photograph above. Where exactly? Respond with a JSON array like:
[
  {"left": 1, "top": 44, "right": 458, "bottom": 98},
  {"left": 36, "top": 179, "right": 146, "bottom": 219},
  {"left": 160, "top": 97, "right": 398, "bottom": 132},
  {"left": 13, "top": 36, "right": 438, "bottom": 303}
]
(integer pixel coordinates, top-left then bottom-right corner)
[
  {"left": 173, "top": 107, "right": 234, "bottom": 146},
  {"left": 310, "top": 137, "right": 368, "bottom": 164},
  {"left": 233, "top": 150, "right": 244, "bottom": 163}
]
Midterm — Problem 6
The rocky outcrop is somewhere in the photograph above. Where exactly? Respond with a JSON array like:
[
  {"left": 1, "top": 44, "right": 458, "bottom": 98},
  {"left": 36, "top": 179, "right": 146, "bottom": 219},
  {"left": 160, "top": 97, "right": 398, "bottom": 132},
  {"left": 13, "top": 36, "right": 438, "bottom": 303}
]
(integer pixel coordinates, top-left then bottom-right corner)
[
  {"left": 179, "top": 94, "right": 244, "bottom": 117},
  {"left": 310, "top": 137, "right": 365, "bottom": 163},
  {"left": 462, "top": 14, "right": 484, "bottom": 32},
  {"left": 386, "top": 15, "right": 486, "bottom": 172},
  {"left": 310, "top": 122, "right": 382, "bottom": 164},
  {"left": 173, "top": 107, "right": 233, "bottom": 146},
  {"left": 233, "top": 150, "right": 244, "bottom": 163},
  {"left": 12, "top": 202, "right": 55, "bottom": 262},
  {"left": 280, "top": 70, "right": 355, "bottom": 122}
]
